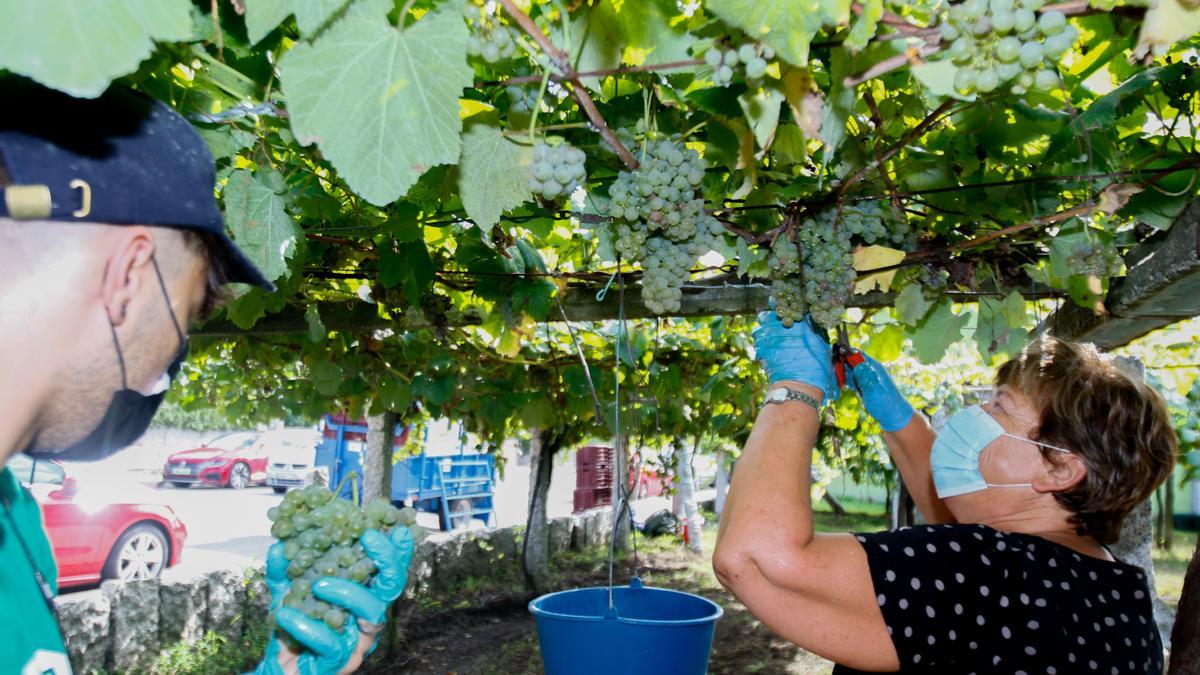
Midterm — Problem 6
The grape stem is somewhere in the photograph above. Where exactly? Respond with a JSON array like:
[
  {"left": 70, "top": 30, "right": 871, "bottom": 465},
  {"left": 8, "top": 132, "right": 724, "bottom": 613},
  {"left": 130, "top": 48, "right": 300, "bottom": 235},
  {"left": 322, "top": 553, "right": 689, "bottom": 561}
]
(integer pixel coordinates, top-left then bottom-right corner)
[
  {"left": 492, "top": 59, "right": 705, "bottom": 86},
  {"left": 333, "top": 470, "right": 358, "bottom": 502},
  {"left": 495, "top": 0, "right": 640, "bottom": 170},
  {"left": 834, "top": 99, "right": 956, "bottom": 198}
]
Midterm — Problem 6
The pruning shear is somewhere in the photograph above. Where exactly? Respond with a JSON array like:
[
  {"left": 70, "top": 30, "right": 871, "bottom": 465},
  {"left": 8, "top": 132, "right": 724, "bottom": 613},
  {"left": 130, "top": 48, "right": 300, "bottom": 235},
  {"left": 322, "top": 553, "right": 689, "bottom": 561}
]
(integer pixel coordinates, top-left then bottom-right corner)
[{"left": 832, "top": 323, "right": 865, "bottom": 392}]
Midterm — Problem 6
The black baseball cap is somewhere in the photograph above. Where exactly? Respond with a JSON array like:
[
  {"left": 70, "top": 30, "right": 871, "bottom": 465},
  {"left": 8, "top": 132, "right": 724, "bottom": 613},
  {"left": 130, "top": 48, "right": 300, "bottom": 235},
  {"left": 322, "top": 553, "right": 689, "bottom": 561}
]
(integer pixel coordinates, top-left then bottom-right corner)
[{"left": 0, "top": 79, "right": 275, "bottom": 291}]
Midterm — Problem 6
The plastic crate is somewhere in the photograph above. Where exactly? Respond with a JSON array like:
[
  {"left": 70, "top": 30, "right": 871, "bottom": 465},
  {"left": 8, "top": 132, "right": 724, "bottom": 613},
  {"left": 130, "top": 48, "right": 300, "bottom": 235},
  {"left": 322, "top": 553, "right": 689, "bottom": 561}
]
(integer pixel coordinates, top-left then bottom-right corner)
[{"left": 573, "top": 487, "right": 612, "bottom": 513}]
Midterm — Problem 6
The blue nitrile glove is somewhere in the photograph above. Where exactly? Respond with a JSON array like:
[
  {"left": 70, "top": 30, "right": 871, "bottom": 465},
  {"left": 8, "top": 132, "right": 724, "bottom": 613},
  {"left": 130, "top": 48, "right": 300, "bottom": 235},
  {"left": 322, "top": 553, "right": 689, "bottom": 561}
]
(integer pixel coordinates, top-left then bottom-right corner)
[
  {"left": 752, "top": 311, "right": 837, "bottom": 400},
  {"left": 251, "top": 527, "right": 416, "bottom": 674},
  {"left": 843, "top": 350, "right": 915, "bottom": 432}
]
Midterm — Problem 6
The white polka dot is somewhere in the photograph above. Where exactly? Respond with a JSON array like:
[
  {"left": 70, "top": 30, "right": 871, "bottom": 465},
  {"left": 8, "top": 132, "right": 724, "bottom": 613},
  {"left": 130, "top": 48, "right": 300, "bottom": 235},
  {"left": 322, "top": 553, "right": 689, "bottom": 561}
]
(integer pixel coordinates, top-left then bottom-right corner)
[
  {"left": 927, "top": 634, "right": 936, "bottom": 645},
  {"left": 949, "top": 541, "right": 961, "bottom": 552},
  {"left": 1048, "top": 558, "right": 1057, "bottom": 567},
  {"left": 996, "top": 540, "right": 1006, "bottom": 551},
  {"left": 904, "top": 626, "right": 913, "bottom": 637},
  {"left": 1048, "top": 668, "right": 1058, "bottom": 674},
  {"left": 1134, "top": 590, "right": 1145, "bottom": 599},
  {"left": 1060, "top": 581, "right": 1071, "bottom": 590},
  {"left": 1089, "top": 660, "right": 1098, "bottom": 670},
  {"left": 1042, "top": 579, "right": 1053, "bottom": 589},
  {"left": 949, "top": 630, "right": 957, "bottom": 641},
  {"left": 1027, "top": 620, "right": 1039, "bottom": 630},
  {"left": 1085, "top": 599, "right": 1094, "bottom": 608},
  {"left": 879, "top": 544, "right": 889, "bottom": 552},
  {"left": 1035, "top": 598, "right": 1047, "bottom": 607},
  {"left": 856, "top": 535, "right": 867, "bottom": 543},
  {"left": 1072, "top": 613, "right": 1079, "bottom": 622},
  {"left": 887, "top": 625, "right": 893, "bottom": 636},
  {"left": 999, "top": 596, "right": 1009, "bottom": 608},
  {"left": 1093, "top": 622, "right": 1101, "bottom": 632},
  {"left": 1120, "top": 613, "right": 1128, "bottom": 623},
  {"left": 1025, "top": 646, "right": 1037, "bottom": 656},
  {"left": 934, "top": 579, "right": 945, "bottom": 591},
  {"left": 969, "top": 641, "right": 978, "bottom": 650},
  {"left": 877, "top": 594, "right": 886, "bottom": 606},
  {"left": 1019, "top": 593, "right": 1030, "bottom": 605},
  {"left": 1111, "top": 668, "right": 1118, "bottom": 675},
  {"left": 899, "top": 598, "right": 909, "bottom": 610},
  {"left": 1001, "top": 626, "right": 1012, "bottom": 639},
  {"left": 976, "top": 615, "right": 986, "bottom": 626},
  {"left": 955, "top": 572, "right": 966, "bottom": 583},
  {"left": 1069, "top": 653, "right": 1076, "bottom": 663},
  {"left": 980, "top": 553, "right": 991, "bottom": 566},
  {"left": 1077, "top": 636, "right": 1086, "bottom": 646},
  {"left": 1089, "top": 571, "right": 1099, "bottom": 581},
  {"left": 1104, "top": 617, "right": 1115, "bottom": 627},
  {"left": 1114, "top": 569, "right": 1123, "bottom": 575},
  {"left": 903, "top": 546, "right": 915, "bottom": 557},
  {"left": 993, "top": 655, "right": 1002, "bottom": 666},
  {"left": 973, "top": 532, "right": 984, "bottom": 540},
  {"left": 980, "top": 585, "right": 990, "bottom": 597},
  {"left": 926, "top": 605, "right": 936, "bottom": 618},
  {"left": 954, "top": 603, "right": 964, "bottom": 615},
  {"left": 911, "top": 578, "right": 921, "bottom": 590},
  {"left": 1124, "top": 637, "right": 1132, "bottom": 647},
  {"left": 885, "top": 570, "right": 896, "bottom": 582},
  {"left": 1111, "top": 590, "right": 1121, "bottom": 600},
  {"left": 913, "top": 654, "right": 921, "bottom": 664},
  {"left": 926, "top": 543, "right": 937, "bottom": 553}
]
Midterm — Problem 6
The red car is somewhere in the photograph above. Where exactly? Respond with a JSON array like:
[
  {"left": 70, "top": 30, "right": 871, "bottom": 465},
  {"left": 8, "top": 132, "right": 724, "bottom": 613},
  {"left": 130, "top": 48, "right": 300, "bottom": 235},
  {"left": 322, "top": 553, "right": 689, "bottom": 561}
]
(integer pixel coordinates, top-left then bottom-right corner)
[
  {"left": 9, "top": 454, "right": 187, "bottom": 588},
  {"left": 162, "top": 431, "right": 270, "bottom": 489}
]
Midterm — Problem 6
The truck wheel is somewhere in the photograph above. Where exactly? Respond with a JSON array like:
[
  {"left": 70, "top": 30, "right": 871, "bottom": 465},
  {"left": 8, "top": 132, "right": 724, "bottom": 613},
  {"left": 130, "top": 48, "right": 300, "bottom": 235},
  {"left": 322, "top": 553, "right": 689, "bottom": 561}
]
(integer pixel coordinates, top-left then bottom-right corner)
[
  {"left": 272, "top": 486, "right": 287, "bottom": 494},
  {"left": 439, "top": 499, "right": 472, "bottom": 531}
]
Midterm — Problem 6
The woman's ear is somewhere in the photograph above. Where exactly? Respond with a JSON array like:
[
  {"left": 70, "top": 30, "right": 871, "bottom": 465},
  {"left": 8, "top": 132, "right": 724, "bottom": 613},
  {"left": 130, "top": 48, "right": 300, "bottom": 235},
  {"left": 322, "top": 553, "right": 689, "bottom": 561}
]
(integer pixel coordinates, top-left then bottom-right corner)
[
  {"left": 100, "top": 227, "right": 156, "bottom": 326},
  {"left": 1032, "top": 453, "right": 1087, "bottom": 494}
]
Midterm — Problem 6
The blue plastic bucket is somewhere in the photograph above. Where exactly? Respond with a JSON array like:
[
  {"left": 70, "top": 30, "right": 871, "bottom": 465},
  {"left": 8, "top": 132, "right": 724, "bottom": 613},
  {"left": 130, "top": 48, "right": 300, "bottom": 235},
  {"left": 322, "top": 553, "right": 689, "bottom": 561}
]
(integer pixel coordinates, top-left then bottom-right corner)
[{"left": 529, "top": 580, "right": 723, "bottom": 675}]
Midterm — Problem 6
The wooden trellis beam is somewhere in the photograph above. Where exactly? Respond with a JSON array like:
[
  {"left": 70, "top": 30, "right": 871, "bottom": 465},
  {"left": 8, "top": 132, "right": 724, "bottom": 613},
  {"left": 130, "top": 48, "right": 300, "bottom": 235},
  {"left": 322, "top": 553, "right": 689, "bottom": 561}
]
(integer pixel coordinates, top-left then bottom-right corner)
[{"left": 1049, "top": 199, "right": 1200, "bottom": 349}]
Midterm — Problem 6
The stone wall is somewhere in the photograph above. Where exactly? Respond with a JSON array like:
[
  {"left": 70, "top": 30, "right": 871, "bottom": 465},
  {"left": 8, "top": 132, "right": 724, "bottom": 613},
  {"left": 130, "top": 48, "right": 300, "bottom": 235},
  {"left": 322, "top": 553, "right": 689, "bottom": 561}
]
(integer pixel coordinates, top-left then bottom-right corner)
[{"left": 56, "top": 507, "right": 613, "bottom": 673}]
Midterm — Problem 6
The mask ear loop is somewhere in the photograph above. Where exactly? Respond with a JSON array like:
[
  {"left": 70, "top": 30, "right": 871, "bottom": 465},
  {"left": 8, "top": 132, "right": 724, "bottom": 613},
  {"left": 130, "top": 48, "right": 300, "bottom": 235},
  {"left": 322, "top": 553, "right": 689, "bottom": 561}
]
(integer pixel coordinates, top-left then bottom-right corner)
[
  {"left": 150, "top": 256, "right": 186, "bottom": 345},
  {"left": 108, "top": 320, "right": 129, "bottom": 390}
]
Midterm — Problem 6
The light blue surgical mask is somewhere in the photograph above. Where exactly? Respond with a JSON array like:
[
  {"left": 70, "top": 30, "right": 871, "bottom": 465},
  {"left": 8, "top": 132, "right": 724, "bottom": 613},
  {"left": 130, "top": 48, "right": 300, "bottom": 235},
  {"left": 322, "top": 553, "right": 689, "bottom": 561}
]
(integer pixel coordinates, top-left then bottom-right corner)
[{"left": 930, "top": 404, "right": 1073, "bottom": 499}]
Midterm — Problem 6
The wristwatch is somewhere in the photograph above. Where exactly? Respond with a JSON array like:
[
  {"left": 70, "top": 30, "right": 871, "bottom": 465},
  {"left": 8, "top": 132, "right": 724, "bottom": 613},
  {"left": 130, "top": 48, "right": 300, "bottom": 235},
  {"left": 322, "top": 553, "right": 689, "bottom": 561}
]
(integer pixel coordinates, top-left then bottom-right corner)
[{"left": 762, "top": 386, "right": 821, "bottom": 412}]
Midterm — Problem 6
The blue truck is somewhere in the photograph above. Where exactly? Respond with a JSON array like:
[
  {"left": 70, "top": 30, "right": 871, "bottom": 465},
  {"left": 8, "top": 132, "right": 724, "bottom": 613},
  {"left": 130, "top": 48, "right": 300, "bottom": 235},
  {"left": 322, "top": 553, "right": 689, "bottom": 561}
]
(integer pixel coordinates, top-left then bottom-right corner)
[{"left": 314, "top": 414, "right": 496, "bottom": 531}]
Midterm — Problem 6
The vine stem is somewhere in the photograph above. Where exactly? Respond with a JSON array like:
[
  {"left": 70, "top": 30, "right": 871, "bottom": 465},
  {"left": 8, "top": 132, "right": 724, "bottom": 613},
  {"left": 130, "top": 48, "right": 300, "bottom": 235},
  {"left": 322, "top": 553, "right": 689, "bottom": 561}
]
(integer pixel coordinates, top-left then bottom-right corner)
[
  {"left": 835, "top": 99, "right": 956, "bottom": 197},
  {"left": 494, "top": 59, "right": 704, "bottom": 86},
  {"left": 496, "top": 0, "right": 640, "bottom": 170},
  {"left": 844, "top": 40, "right": 941, "bottom": 87}
]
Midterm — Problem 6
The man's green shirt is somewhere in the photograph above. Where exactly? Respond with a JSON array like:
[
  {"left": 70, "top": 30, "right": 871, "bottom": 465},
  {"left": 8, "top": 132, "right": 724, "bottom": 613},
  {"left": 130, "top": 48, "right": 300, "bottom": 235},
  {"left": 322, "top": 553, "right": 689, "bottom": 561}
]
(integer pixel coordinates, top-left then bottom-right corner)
[{"left": 1, "top": 467, "right": 72, "bottom": 674}]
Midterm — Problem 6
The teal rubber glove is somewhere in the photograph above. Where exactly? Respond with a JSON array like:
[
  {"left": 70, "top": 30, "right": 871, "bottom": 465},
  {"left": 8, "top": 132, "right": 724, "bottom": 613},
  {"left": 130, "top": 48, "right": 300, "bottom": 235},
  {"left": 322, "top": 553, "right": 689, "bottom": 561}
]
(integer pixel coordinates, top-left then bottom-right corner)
[
  {"left": 752, "top": 311, "right": 837, "bottom": 400},
  {"left": 250, "top": 527, "right": 416, "bottom": 675},
  {"left": 844, "top": 350, "right": 915, "bottom": 432}
]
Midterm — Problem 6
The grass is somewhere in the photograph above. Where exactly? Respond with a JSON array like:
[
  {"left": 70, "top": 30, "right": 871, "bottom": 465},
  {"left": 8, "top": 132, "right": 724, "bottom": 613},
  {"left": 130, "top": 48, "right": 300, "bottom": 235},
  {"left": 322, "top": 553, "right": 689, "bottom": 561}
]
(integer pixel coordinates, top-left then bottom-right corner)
[
  {"left": 1153, "top": 528, "right": 1196, "bottom": 610},
  {"left": 146, "top": 619, "right": 270, "bottom": 675}
]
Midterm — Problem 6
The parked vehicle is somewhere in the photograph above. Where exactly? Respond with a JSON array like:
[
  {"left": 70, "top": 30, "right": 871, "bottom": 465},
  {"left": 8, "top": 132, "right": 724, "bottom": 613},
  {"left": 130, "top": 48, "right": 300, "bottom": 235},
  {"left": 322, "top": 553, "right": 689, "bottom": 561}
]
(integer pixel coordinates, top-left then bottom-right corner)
[
  {"left": 315, "top": 415, "right": 496, "bottom": 531},
  {"left": 9, "top": 454, "right": 187, "bottom": 588},
  {"left": 264, "top": 429, "right": 324, "bottom": 493},
  {"left": 161, "top": 431, "right": 269, "bottom": 489}
]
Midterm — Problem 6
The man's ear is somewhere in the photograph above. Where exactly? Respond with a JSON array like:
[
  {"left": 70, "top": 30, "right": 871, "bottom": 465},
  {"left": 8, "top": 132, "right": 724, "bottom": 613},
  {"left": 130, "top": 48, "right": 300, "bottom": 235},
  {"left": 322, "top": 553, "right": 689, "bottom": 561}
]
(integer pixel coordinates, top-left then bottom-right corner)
[
  {"left": 1032, "top": 453, "right": 1087, "bottom": 494},
  {"left": 100, "top": 227, "right": 156, "bottom": 327}
]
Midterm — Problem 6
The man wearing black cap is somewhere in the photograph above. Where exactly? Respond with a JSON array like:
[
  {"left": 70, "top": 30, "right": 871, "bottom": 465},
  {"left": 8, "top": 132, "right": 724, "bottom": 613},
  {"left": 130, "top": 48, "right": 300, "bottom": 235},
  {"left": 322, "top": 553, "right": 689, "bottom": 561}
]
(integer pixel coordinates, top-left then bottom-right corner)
[{"left": 0, "top": 81, "right": 408, "bottom": 675}]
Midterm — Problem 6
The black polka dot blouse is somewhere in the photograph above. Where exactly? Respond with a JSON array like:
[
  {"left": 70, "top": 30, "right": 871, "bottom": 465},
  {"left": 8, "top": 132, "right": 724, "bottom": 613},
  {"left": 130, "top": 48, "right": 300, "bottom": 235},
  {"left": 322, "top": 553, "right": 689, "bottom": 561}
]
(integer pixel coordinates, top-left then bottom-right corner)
[{"left": 831, "top": 524, "right": 1164, "bottom": 674}]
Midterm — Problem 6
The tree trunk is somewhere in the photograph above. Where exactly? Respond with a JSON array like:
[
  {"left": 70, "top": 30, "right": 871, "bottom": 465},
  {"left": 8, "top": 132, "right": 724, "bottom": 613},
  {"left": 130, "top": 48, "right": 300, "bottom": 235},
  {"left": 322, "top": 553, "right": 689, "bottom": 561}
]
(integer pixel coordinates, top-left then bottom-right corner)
[
  {"left": 613, "top": 434, "right": 631, "bottom": 551},
  {"left": 674, "top": 438, "right": 704, "bottom": 554},
  {"left": 1164, "top": 477, "right": 1175, "bottom": 551},
  {"left": 1114, "top": 500, "right": 1177, "bottom": 649},
  {"left": 892, "top": 478, "right": 916, "bottom": 529},
  {"left": 714, "top": 451, "right": 730, "bottom": 518},
  {"left": 362, "top": 411, "right": 398, "bottom": 504},
  {"left": 1168, "top": 535, "right": 1200, "bottom": 674},
  {"left": 523, "top": 427, "right": 562, "bottom": 593},
  {"left": 822, "top": 491, "right": 848, "bottom": 516}
]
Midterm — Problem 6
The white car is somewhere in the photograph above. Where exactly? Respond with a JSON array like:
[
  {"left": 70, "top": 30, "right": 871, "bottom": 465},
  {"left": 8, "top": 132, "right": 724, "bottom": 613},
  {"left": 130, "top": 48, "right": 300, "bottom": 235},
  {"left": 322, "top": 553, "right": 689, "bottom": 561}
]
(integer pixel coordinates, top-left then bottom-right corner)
[{"left": 264, "top": 428, "right": 323, "bottom": 494}]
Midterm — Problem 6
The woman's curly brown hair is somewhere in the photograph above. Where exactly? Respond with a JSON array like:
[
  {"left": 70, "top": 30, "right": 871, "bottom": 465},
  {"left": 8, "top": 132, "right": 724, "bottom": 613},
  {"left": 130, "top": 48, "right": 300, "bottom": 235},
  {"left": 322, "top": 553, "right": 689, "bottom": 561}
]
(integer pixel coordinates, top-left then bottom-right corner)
[{"left": 996, "top": 337, "right": 1177, "bottom": 544}]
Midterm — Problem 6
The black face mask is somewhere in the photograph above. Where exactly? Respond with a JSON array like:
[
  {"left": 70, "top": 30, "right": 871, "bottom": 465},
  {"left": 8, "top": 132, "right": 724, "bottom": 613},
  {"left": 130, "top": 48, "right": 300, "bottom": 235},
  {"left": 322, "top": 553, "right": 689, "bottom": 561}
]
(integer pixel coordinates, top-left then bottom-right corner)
[{"left": 27, "top": 259, "right": 189, "bottom": 462}]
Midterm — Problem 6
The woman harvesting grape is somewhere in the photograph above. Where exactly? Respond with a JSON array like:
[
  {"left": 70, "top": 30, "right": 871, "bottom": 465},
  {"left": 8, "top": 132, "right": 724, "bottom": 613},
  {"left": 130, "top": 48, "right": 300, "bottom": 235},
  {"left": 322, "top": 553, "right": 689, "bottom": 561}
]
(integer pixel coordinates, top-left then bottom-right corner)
[{"left": 714, "top": 312, "right": 1175, "bottom": 672}]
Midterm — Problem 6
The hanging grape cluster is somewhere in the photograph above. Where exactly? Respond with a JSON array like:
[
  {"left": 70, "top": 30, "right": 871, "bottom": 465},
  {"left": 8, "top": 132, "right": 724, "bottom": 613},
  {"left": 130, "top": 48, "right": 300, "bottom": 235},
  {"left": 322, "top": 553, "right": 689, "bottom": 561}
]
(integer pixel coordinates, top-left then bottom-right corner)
[
  {"left": 704, "top": 42, "right": 776, "bottom": 87},
  {"left": 267, "top": 484, "right": 425, "bottom": 637},
  {"left": 1064, "top": 239, "right": 1124, "bottom": 277},
  {"left": 939, "top": 0, "right": 1078, "bottom": 96},
  {"left": 769, "top": 202, "right": 912, "bottom": 327},
  {"left": 464, "top": 1, "right": 519, "bottom": 63},
  {"left": 528, "top": 141, "right": 587, "bottom": 200},
  {"left": 604, "top": 138, "right": 724, "bottom": 314},
  {"left": 507, "top": 85, "right": 538, "bottom": 115}
]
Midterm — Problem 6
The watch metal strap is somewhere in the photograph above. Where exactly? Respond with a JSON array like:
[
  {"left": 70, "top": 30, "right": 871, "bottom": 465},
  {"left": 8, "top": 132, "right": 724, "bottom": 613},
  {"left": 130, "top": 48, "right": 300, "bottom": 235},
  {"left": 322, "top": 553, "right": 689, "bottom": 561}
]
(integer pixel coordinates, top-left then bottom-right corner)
[{"left": 762, "top": 387, "right": 821, "bottom": 411}]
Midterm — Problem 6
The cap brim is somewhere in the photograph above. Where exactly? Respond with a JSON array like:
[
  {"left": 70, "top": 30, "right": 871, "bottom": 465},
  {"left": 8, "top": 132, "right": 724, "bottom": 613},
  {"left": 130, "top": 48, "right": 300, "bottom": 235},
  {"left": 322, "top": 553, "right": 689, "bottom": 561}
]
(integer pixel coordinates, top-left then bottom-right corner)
[{"left": 210, "top": 231, "right": 277, "bottom": 292}]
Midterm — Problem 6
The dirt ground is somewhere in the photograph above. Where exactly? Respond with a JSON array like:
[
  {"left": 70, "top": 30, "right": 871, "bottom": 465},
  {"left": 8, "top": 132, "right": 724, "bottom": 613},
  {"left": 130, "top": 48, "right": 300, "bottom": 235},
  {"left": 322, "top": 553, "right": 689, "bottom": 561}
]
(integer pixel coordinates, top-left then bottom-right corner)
[{"left": 362, "top": 527, "right": 836, "bottom": 675}]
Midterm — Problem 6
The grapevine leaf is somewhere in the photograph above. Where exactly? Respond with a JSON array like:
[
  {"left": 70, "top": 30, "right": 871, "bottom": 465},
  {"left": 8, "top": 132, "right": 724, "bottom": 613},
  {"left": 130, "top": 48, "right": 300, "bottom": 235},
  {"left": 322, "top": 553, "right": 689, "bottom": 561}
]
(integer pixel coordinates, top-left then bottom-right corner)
[
  {"left": 564, "top": 0, "right": 694, "bottom": 90},
  {"left": 226, "top": 288, "right": 273, "bottom": 329},
  {"left": 820, "top": 46, "right": 855, "bottom": 164},
  {"left": 223, "top": 168, "right": 300, "bottom": 283},
  {"left": 895, "top": 283, "right": 935, "bottom": 326},
  {"left": 706, "top": 0, "right": 852, "bottom": 66},
  {"left": 1074, "top": 63, "right": 1188, "bottom": 132},
  {"left": 306, "top": 305, "right": 326, "bottom": 343},
  {"left": 380, "top": 240, "right": 435, "bottom": 304},
  {"left": 1134, "top": 0, "right": 1200, "bottom": 60},
  {"left": 372, "top": 377, "right": 413, "bottom": 414},
  {"left": 975, "top": 291, "right": 1028, "bottom": 362},
  {"left": 246, "top": 0, "right": 352, "bottom": 44},
  {"left": 0, "top": 0, "right": 192, "bottom": 98},
  {"left": 280, "top": 1, "right": 472, "bottom": 206},
  {"left": 458, "top": 121, "right": 533, "bottom": 230},
  {"left": 738, "top": 87, "right": 785, "bottom": 151},
  {"left": 908, "top": 299, "right": 969, "bottom": 364},
  {"left": 852, "top": 245, "right": 905, "bottom": 293},
  {"left": 845, "top": 0, "right": 883, "bottom": 52},
  {"left": 911, "top": 60, "right": 975, "bottom": 102},
  {"left": 865, "top": 323, "right": 905, "bottom": 362}
]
